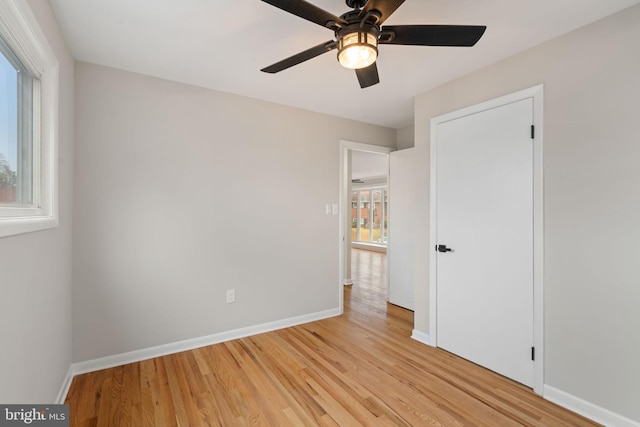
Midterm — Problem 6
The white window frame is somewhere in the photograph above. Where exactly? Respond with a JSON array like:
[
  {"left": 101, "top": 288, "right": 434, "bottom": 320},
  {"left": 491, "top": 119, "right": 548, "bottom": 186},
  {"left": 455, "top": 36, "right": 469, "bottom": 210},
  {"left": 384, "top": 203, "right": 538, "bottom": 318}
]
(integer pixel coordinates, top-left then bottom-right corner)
[
  {"left": 351, "top": 185, "right": 387, "bottom": 246},
  {"left": 0, "top": 0, "right": 59, "bottom": 238}
]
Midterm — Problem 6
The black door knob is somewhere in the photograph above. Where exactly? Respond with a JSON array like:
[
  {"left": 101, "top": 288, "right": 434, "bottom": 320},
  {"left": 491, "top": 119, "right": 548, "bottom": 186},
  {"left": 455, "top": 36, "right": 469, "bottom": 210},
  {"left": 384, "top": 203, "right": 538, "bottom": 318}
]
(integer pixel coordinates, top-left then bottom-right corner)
[{"left": 436, "top": 244, "right": 452, "bottom": 253}]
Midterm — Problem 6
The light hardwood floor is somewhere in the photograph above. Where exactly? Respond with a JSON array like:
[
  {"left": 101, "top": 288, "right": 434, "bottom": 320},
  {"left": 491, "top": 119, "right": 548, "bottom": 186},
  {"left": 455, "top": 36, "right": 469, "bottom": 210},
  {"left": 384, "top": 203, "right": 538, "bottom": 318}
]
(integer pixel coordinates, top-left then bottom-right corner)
[{"left": 65, "top": 249, "right": 599, "bottom": 426}]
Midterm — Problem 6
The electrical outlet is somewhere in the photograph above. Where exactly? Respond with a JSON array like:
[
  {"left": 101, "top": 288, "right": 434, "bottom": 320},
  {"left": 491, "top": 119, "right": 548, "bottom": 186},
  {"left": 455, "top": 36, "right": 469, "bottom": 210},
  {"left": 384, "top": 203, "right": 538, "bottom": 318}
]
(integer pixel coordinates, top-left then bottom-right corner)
[{"left": 226, "top": 289, "right": 236, "bottom": 304}]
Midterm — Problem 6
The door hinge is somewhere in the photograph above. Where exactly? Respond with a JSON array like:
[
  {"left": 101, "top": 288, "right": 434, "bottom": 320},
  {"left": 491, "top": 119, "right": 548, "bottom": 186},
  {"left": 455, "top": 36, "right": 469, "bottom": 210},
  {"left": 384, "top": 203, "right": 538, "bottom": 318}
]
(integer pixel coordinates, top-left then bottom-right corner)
[
  {"left": 530, "top": 125, "right": 535, "bottom": 139},
  {"left": 531, "top": 346, "right": 535, "bottom": 361}
]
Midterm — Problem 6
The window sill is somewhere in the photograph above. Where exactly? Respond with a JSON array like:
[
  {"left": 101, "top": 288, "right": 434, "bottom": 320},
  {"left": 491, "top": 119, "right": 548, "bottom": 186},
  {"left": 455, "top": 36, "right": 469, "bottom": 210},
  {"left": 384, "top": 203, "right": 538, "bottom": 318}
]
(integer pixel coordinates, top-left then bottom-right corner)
[{"left": 0, "top": 215, "right": 58, "bottom": 238}]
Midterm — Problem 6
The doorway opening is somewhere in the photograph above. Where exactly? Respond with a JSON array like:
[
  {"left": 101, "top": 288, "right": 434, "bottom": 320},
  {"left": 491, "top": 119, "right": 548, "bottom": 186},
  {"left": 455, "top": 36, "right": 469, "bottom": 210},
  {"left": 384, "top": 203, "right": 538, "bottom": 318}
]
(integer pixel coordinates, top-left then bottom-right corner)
[
  {"left": 345, "top": 248, "right": 389, "bottom": 317},
  {"left": 339, "top": 141, "right": 391, "bottom": 314}
]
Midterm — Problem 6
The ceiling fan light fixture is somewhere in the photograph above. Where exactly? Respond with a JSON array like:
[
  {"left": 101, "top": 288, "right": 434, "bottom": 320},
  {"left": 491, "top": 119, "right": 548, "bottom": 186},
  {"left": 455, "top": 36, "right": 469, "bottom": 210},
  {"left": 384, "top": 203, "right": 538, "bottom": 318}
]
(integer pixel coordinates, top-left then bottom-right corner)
[{"left": 337, "top": 30, "right": 378, "bottom": 69}]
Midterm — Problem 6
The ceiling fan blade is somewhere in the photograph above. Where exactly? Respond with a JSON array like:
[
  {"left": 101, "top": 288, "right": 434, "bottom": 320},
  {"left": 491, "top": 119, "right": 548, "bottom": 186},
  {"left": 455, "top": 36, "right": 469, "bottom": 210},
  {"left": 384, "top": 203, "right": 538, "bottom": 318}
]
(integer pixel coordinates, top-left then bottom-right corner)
[
  {"left": 355, "top": 62, "right": 380, "bottom": 88},
  {"left": 261, "top": 41, "right": 337, "bottom": 74},
  {"left": 359, "top": 0, "right": 405, "bottom": 25},
  {"left": 379, "top": 25, "right": 487, "bottom": 46},
  {"left": 261, "top": 0, "right": 347, "bottom": 30}
]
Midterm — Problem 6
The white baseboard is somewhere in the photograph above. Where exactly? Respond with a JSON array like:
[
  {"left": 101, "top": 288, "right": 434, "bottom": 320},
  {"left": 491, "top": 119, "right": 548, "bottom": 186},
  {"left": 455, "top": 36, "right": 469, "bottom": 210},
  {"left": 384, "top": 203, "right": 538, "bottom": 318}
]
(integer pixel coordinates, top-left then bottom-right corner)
[
  {"left": 56, "top": 365, "right": 74, "bottom": 404},
  {"left": 544, "top": 385, "right": 640, "bottom": 427},
  {"left": 406, "top": 330, "right": 639, "bottom": 427},
  {"left": 61, "top": 313, "right": 639, "bottom": 427},
  {"left": 63, "top": 307, "right": 341, "bottom": 398},
  {"left": 351, "top": 243, "right": 387, "bottom": 253},
  {"left": 411, "top": 329, "right": 432, "bottom": 346}
]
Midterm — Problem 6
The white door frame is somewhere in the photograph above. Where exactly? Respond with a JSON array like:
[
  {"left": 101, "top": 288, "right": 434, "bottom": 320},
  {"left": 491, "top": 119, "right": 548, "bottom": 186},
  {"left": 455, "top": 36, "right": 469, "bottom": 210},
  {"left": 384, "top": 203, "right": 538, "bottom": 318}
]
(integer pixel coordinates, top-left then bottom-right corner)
[
  {"left": 339, "top": 140, "right": 393, "bottom": 314},
  {"left": 428, "top": 85, "right": 544, "bottom": 394}
]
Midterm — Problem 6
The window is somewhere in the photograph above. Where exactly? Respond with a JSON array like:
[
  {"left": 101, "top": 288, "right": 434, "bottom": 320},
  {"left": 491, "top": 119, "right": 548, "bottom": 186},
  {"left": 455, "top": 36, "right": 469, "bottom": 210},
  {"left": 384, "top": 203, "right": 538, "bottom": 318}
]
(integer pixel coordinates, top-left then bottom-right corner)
[
  {"left": 0, "top": 0, "right": 59, "bottom": 238},
  {"left": 351, "top": 188, "right": 387, "bottom": 246},
  {"left": 1, "top": 34, "right": 35, "bottom": 206}
]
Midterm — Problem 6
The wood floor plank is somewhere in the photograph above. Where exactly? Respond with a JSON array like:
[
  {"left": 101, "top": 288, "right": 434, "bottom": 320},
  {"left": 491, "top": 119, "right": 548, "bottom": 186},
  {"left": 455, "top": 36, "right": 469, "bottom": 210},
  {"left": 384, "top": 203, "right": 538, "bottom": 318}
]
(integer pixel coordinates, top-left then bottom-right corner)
[{"left": 65, "top": 249, "right": 600, "bottom": 426}]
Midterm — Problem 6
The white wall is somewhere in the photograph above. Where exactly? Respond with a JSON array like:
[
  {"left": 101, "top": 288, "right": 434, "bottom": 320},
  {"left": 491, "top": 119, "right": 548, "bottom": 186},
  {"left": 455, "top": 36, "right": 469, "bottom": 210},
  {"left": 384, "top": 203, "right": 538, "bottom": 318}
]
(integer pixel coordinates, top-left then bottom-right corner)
[
  {"left": 0, "top": 0, "right": 74, "bottom": 403},
  {"left": 396, "top": 124, "right": 414, "bottom": 150},
  {"left": 72, "top": 62, "right": 396, "bottom": 362},
  {"left": 388, "top": 148, "right": 415, "bottom": 310},
  {"left": 412, "top": 4, "right": 640, "bottom": 422}
]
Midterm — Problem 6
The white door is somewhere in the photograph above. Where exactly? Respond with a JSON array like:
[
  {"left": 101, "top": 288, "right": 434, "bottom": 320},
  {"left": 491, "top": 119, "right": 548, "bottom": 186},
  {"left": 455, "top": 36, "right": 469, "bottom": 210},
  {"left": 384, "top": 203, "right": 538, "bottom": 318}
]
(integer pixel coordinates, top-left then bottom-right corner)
[
  {"left": 436, "top": 98, "right": 534, "bottom": 387},
  {"left": 388, "top": 148, "right": 415, "bottom": 310}
]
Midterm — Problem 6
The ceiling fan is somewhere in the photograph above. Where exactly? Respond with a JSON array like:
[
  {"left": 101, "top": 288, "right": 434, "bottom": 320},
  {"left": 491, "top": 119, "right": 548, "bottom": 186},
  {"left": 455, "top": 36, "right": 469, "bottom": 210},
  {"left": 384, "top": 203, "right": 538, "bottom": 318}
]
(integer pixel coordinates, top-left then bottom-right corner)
[{"left": 260, "top": 0, "right": 487, "bottom": 88}]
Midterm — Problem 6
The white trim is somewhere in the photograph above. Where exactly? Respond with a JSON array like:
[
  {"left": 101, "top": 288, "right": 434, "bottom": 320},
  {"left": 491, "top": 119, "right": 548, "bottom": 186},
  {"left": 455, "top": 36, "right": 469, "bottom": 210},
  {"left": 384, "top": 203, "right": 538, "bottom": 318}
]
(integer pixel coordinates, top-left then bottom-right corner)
[
  {"left": 0, "top": 0, "right": 59, "bottom": 238},
  {"left": 339, "top": 140, "right": 393, "bottom": 314},
  {"left": 428, "top": 119, "right": 438, "bottom": 346},
  {"left": 531, "top": 86, "right": 545, "bottom": 396},
  {"left": 427, "top": 85, "right": 545, "bottom": 394},
  {"left": 544, "top": 385, "right": 640, "bottom": 427},
  {"left": 411, "top": 329, "right": 431, "bottom": 346},
  {"left": 351, "top": 176, "right": 387, "bottom": 189},
  {"left": 341, "top": 140, "right": 394, "bottom": 155},
  {"left": 0, "top": 0, "right": 56, "bottom": 74},
  {"left": 68, "top": 307, "right": 340, "bottom": 377},
  {"left": 55, "top": 365, "right": 73, "bottom": 404},
  {"left": 351, "top": 242, "right": 387, "bottom": 253}
]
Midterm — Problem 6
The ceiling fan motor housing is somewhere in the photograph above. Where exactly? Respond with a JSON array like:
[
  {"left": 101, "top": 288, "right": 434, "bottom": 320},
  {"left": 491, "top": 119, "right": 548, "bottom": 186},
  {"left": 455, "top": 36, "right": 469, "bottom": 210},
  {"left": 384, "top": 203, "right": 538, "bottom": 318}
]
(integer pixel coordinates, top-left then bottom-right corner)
[
  {"left": 346, "top": 0, "right": 368, "bottom": 9},
  {"left": 333, "top": 9, "right": 382, "bottom": 49},
  {"left": 335, "top": 20, "right": 381, "bottom": 43}
]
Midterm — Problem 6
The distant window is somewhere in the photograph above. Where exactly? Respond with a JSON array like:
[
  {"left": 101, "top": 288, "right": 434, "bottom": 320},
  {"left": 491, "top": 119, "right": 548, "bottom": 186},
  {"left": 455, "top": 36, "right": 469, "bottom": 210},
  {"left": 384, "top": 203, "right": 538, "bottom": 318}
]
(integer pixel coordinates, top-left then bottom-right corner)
[
  {"left": 351, "top": 188, "right": 387, "bottom": 246},
  {"left": 0, "top": 0, "right": 59, "bottom": 238}
]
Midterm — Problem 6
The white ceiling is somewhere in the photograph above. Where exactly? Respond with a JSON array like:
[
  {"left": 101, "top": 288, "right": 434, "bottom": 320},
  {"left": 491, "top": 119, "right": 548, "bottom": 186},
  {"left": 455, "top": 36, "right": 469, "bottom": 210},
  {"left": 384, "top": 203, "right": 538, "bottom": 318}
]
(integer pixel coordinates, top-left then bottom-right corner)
[
  {"left": 352, "top": 150, "right": 387, "bottom": 181},
  {"left": 50, "top": 0, "right": 640, "bottom": 129}
]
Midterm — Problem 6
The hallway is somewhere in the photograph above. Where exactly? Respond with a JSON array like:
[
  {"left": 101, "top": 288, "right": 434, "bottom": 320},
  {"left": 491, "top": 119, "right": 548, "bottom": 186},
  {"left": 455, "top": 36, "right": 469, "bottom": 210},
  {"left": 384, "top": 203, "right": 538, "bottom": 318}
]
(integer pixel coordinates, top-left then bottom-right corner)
[{"left": 345, "top": 248, "right": 416, "bottom": 345}]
